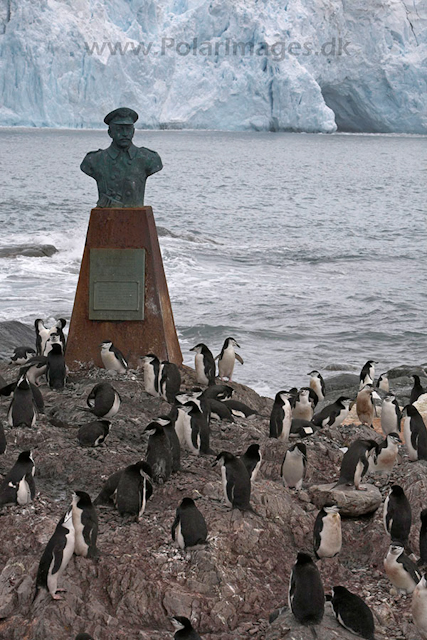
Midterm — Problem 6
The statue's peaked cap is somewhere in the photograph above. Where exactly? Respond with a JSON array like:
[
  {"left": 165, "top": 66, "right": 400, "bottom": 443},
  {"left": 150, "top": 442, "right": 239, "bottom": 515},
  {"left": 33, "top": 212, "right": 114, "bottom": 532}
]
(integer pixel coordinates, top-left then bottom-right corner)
[{"left": 104, "top": 107, "right": 138, "bottom": 125}]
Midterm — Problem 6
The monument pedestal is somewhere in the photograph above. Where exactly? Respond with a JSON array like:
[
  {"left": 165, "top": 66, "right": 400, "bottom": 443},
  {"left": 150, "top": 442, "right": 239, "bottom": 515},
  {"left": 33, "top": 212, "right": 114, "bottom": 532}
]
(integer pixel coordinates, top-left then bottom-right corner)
[{"left": 66, "top": 207, "right": 182, "bottom": 370}]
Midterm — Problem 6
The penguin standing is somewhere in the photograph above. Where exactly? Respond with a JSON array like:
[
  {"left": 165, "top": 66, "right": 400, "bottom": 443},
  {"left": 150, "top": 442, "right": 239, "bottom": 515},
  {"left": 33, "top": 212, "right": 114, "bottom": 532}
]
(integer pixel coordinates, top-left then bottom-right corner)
[
  {"left": 410, "top": 375, "right": 426, "bottom": 404},
  {"left": 10, "top": 346, "right": 36, "bottom": 365},
  {"left": 376, "top": 372, "right": 390, "bottom": 393},
  {"left": 312, "top": 396, "right": 352, "bottom": 429},
  {"left": 180, "top": 400, "right": 211, "bottom": 455},
  {"left": 402, "top": 404, "right": 427, "bottom": 461},
  {"left": 155, "top": 416, "right": 181, "bottom": 472},
  {"left": 214, "top": 451, "right": 252, "bottom": 511},
  {"left": 419, "top": 509, "right": 427, "bottom": 566},
  {"left": 72, "top": 491, "right": 99, "bottom": 558},
  {"left": 77, "top": 420, "right": 110, "bottom": 447},
  {"left": 171, "top": 498, "right": 208, "bottom": 549},
  {"left": 288, "top": 552, "right": 324, "bottom": 627},
  {"left": 145, "top": 422, "right": 173, "bottom": 484},
  {"left": 313, "top": 504, "right": 342, "bottom": 559},
  {"left": 158, "top": 361, "right": 181, "bottom": 403},
  {"left": 381, "top": 395, "right": 401, "bottom": 436},
  {"left": 412, "top": 574, "right": 427, "bottom": 639},
  {"left": 7, "top": 374, "right": 37, "bottom": 428},
  {"left": 240, "top": 444, "right": 262, "bottom": 482},
  {"left": 190, "top": 343, "right": 216, "bottom": 386},
  {"left": 384, "top": 544, "right": 421, "bottom": 594},
  {"left": 356, "top": 385, "right": 376, "bottom": 427},
  {"left": 292, "top": 388, "right": 314, "bottom": 421},
  {"left": 383, "top": 485, "right": 412, "bottom": 547},
  {"left": 171, "top": 616, "right": 202, "bottom": 640},
  {"left": 94, "top": 469, "right": 124, "bottom": 506},
  {"left": 85, "top": 382, "right": 121, "bottom": 419},
  {"left": 141, "top": 354, "right": 161, "bottom": 396},
  {"left": 335, "top": 439, "right": 377, "bottom": 490},
  {"left": 359, "top": 360, "right": 377, "bottom": 389},
  {"left": 35, "top": 506, "right": 75, "bottom": 600},
  {"left": 0, "top": 450, "right": 35, "bottom": 506},
  {"left": 269, "top": 391, "right": 292, "bottom": 441},
  {"left": 46, "top": 343, "right": 66, "bottom": 390},
  {"left": 116, "top": 461, "right": 153, "bottom": 520},
  {"left": 368, "top": 432, "right": 401, "bottom": 477},
  {"left": 281, "top": 443, "right": 307, "bottom": 491},
  {"left": 327, "top": 586, "right": 375, "bottom": 640},
  {"left": 308, "top": 370, "right": 325, "bottom": 402},
  {"left": 100, "top": 340, "right": 127, "bottom": 373},
  {"left": 216, "top": 337, "right": 243, "bottom": 382},
  {"left": 34, "top": 318, "right": 51, "bottom": 356}
]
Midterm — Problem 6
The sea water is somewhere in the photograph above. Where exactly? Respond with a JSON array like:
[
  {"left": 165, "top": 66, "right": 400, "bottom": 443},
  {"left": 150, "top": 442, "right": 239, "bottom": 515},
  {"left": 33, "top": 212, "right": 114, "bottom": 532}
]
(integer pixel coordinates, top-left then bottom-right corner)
[{"left": 0, "top": 128, "right": 426, "bottom": 396}]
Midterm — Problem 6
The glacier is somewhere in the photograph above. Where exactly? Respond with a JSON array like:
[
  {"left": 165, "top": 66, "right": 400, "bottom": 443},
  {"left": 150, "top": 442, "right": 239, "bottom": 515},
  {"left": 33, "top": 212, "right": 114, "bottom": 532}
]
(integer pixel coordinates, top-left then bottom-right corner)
[{"left": 0, "top": 0, "right": 426, "bottom": 133}]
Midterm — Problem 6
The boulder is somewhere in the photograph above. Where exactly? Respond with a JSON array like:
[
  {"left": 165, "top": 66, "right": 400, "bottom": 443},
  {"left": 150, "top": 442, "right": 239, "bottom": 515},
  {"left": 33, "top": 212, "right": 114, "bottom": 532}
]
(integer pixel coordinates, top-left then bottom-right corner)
[
  {"left": 0, "top": 244, "right": 58, "bottom": 258},
  {"left": 308, "top": 482, "right": 382, "bottom": 517}
]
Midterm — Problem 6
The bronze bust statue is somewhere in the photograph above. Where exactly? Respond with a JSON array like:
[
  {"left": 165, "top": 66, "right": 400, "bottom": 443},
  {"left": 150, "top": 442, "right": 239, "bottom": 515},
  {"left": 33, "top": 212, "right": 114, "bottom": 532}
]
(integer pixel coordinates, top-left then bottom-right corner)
[{"left": 80, "top": 107, "right": 163, "bottom": 208}]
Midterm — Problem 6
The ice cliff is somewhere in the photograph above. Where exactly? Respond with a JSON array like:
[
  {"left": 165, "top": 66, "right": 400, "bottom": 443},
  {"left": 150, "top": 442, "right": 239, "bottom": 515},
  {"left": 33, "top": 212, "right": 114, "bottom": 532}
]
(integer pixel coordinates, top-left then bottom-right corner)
[{"left": 0, "top": 0, "right": 426, "bottom": 133}]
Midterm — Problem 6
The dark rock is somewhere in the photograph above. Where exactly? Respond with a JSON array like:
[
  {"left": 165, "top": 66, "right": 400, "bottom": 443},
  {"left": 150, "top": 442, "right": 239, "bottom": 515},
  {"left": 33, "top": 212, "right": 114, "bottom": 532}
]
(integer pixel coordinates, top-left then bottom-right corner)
[
  {"left": 0, "top": 244, "right": 58, "bottom": 258},
  {"left": 0, "top": 321, "right": 35, "bottom": 359}
]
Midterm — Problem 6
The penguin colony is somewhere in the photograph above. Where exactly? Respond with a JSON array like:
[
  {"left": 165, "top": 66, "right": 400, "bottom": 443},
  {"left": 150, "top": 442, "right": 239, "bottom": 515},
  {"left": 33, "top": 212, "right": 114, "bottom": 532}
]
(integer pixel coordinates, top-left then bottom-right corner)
[{"left": 2, "top": 329, "right": 427, "bottom": 638}]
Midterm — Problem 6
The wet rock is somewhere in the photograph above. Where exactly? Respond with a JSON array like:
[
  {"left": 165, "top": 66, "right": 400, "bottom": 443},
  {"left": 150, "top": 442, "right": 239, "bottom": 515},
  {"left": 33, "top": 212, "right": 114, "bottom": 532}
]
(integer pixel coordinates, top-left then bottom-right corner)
[{"left": 0, "top": 244, "right": 58, "bottom": 258}]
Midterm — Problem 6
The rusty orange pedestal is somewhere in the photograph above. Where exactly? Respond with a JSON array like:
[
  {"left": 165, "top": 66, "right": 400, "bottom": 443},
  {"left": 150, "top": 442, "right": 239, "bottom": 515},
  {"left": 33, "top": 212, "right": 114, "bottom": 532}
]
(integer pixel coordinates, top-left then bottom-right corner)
[{"left": 66, "top": 207, "right": 182, "bottom": 370}]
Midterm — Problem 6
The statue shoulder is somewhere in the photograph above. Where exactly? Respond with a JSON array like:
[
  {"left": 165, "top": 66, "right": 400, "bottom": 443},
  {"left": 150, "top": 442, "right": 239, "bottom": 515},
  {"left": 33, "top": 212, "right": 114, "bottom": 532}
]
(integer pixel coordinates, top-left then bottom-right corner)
[
  {"left": 80, "top": 149, "right": 104, "bottom": 175},
  {"left": 137, "top": 146, "right": 163, "bottom": 175}
]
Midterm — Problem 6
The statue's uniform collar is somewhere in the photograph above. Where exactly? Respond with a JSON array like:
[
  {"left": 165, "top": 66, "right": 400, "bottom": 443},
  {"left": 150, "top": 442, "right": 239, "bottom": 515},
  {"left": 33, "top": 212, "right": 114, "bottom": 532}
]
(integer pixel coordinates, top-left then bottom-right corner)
[{"left": 107, "top": 143, "right": 138, "bottom": 160}]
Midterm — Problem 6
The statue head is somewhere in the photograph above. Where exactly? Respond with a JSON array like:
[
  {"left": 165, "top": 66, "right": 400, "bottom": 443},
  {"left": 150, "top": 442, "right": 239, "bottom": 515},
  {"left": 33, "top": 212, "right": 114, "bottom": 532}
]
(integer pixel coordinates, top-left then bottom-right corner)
[{"left": 104, "top": 107, "right": 138, "bottom": 150}]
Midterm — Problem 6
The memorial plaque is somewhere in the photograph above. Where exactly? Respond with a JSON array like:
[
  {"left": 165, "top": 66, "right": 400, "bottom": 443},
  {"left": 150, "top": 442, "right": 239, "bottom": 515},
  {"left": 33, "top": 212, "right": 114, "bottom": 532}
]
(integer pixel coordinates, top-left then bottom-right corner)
[{"left": 89, "top": 248, "right": 145, "bottom": 320}]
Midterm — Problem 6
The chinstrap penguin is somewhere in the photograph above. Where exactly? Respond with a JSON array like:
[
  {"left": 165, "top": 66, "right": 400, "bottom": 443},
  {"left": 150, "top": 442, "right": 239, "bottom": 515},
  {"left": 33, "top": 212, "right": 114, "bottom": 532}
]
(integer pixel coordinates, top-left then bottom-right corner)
[
  {"left": 72, "top": 491, "right": 99, "bottom": 558},
  {"left": 213, "top": 451, "right": 252, "bottom": 511},
  {"left": 308, "top": 370, "right": 325, "bottom": 401},
  {"left": 327, "top": 586, "right": 375, "bottom": 640},
  {"left": 335, "top": 439, "right": 378, "bottom": 490},
  {"left": 368, "top": 432, "right": 401, "bottom": 477},
  {"left": 158, "top": 360, "right": 181, "bottom": 402},
  {"left": 85, "top": 382, "right": 121, "bottom": 419},
  {"left": 46, "top": 342, "right": 66, "bottom": 390},
  {"left": 381, "top": 395, "right": 401, "bottom": 436},
  {"left": 171, "top": 616, "right": 203, "bottom": 639},
  {"left": 240, "top": 443, "right": 262, "bottom": 482},
  {"left": 384, "top": 544, "right": 421, "bottom": 594},
  {"left": 171, "top": 497, "right": 208, "bottom": 549},
  {"left": 0, "top": 450, "right": 35, "bottom": 506},
  {"left": 35, "top": 506, "right": 75, "bottom": 600},
  {"left": 190, "top": 343, "right": 216, "bottom": 386},
  {"left": 100, "top": 340, "right": 128, "bottom": 374},
  {"left": 7, "top": 374, "right": 37, "bottom": 428},
  {"left": 281, "top": 442, "right": 307, "bottom": 491},
  {"left": 10, "top": 346, "right": 36, "bottom": 366},
  {"left": 313, "top": 504, "right": 342, "bottom": 559},
  {"left": 145, "top": 422, "right": 173, "bottom": 484},
  {"left": 216, "top": 337, "right": 243, "bottom": 382},
  {"left": 269, "top": 391, "right": 292, "bottom": 441},
  {"left": 402, "top": 404, "right": 427, "bottom": 461},
  {"left": 312, "top": 396, "right": 352, "bottom": 429},
  {"left": 77, "top": 420, "right": 110, "bottom": 447},
  {"left": 383, "top": 485, "right": 412, "bottom": 548},
  {"left": 359, "top": 360, "right": 377, "bottom": 389},
  {"left": 116, "top": 461, "right": 153, "bottom": 521},
  {"left": 412, "top": 574, "right": 427, "bottom": 639},
  {"left": 288, "top": 552, "right": 324, "bottom": 627}
]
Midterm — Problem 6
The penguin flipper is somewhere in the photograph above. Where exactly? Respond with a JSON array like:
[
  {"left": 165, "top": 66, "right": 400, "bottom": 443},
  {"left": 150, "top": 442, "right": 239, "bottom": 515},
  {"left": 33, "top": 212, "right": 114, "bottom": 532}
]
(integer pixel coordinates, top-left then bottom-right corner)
[
  {"left": 397, "top": 552, "right": 421, "bottom": 585},
  {"left": 51, "top": 538, "right": 67, "bottom": 575},
  {"left": 235, "top": 354, "right": 244, "bottom": 365}
]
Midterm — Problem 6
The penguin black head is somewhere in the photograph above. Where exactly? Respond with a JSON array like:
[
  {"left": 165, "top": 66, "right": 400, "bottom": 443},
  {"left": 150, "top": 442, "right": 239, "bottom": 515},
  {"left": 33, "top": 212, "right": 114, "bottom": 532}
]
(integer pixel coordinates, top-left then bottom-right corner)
[
  {"left": 274, "top": 390, "right": 291, "bottom": 404},
  {"left": 387, "top": 432, "right": 402, "bottom": 444},
  {"left": 295, "top": 551, "right": 314, "bottom": 565},
  {"left": 290, "top": 442, "right": 307, "bottom": 457},
  {"left": 213, "top": 451, "right": 235, "bottom": 467},
  {"left": 73, "top": 490, "right": 93, "bottom": 507},
  {"left": 134, "top": 460, "right": 153, "bottom": 478},
  {"left": 142, "top": 353, "right": 159, "bottom": 363},
  {"left": 16, "top": 374, "right": 30, "bottom": 390},
  {"left": 144, "top": 422, "right": 165, "bottom": 436},
  {"left": 180, "top": 497, "right": 196, "bottom": 509},
  {"left": 323, "top": 503, "right": 340, "bottom": 515},
  {"left": 171, "top": 616, "right": 194, "bottom": 631},
  {"left": 56, "top": 318, "right": 67, "bottom": 329},
  {"left": 190, "top": 343, "right": 207, "bottom": 354},
  {"left": 50, "top": 343, "right": 63, "bottom": 355},
  {"left": 243, "top": 444, "right": 260, "bottom": 458},
  {"left": 17, "top": 450, "right": 34, "bottom": 465},
  {"left": 390, "top": 485, "right": 405, "bottom": 497},
  {"left": 224, "top": 337, "right": 240, "bottom": 348}
]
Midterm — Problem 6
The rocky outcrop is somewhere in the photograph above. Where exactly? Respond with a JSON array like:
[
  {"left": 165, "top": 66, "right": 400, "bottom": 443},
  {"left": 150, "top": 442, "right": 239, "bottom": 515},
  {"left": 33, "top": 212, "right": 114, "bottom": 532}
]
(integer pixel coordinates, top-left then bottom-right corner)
[
  {"left": 0, "top": 362, "right": 425, "bottom": 639},
  {"left": 309, "top": 482, "right": 382, "bottom": 517},
  {"left": 0, "top": 321, "right": 36, "bottom": 360},
  {"left": 0, "top": 244, "right": 58, "bottom": 258}
]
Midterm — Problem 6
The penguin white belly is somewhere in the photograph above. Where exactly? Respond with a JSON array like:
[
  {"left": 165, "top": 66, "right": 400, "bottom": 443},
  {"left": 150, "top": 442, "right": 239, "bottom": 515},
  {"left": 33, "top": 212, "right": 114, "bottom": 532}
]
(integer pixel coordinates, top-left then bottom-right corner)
[
  {"left": 219, "top": 348, "right": 235, "bottom": 380},
  {"left": 221, "top": 466, "right": 232, "bottom": 506},
  {"left": 330, "top": 408, "right": 349, "bottom": 428},
  {"left": 383, "top": 495, "right": 390, "bottom": 533},
  {"left": 317, "top": 515, "right": 342, "bottom": 557},
  {"left": 174, "top": 410, "right": 187, "bottom": 446},
  {"left": 403, "top": 418, "right": 418, "bottom": 461},
  {"left": 103, "top": 393, "right": 120, "bottom": 419},
  {"left": 143, "top": 364, "right": 158, "bottom": 396},
  {"left": 282, "top": 455, "right": 304, "bottom": 489},
  {"left": 184, "top": 421, "right": 200, "bottom": 455},
  {"left": 412, "top": 588, "right": 427, "bottom": 638},
  {"left": 102, "top": 351, "right": 124, "bottom": 373},
  {"left": 195, "top": 354, "right": 209, "bottom": 385},
  {"left": 176, "top": 521, "right": 185, "bottom": 549},
  {"left": 354, "top": 459, "right": 365, "bottom": 488},
  {"left": 293, "top": 400, "right": 313, "bottom": 421},
  {"left": 310, "top": 380, "right": 324, "bottom": 401},
  {"left": 17, "top": 478, "right": 31, "bottom": 505},
  {"left": 138, "top": 480, "right": 147, "bottom": 521},
  {"left": 384, "top": 556, "right": 417, "bottom": 593},
  {"left": 375, "top": 445, "right": 398, "bottom": 473},
  {"left": 73, "top": 506, "right": 88, "bottom": 556},
  {"left": 251, "top": 460, "right": 261, "bottom": 483},
  {"left": 381, "top": 404, "right": 398, "bottom": 435},
  {"left": 278, "top": 409, "right": 292, "bottom": 442}
]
